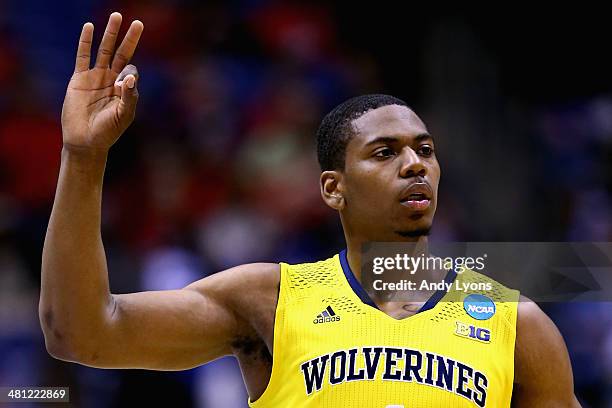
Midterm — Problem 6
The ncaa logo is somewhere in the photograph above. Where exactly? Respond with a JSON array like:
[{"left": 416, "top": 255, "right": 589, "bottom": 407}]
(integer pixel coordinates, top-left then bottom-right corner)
[{"left": 463, "top": 294, "right": 496, "bottom": 320}]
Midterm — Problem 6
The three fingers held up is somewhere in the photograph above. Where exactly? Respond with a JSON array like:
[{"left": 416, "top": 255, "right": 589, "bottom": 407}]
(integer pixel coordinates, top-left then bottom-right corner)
[{"left": 75, "top": 12, "right": 143, "bottom": 75}]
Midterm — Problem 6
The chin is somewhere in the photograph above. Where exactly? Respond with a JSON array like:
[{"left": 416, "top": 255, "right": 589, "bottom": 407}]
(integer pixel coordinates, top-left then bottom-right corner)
[
  {"left": 394, "top": 228, "right": 431, "bottom": 239},
  {"left": 393, "top": 216, "right": 433, "bottom": 239}
]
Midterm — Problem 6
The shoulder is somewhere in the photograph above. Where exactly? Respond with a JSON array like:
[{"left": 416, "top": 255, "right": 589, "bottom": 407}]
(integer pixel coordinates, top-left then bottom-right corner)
[
  {"left": 516, "top": 295, "right": 551, "bottom": 336},
  {"left": 513, "top": 295, "right": 579, "bottom": 405},
  {"left": 184, "top": 263, "right": 281, "bottom": 340},
  {"left": 515, "top": 295, "right": 565, "bottom": 358},
  {"left": 515, "top": 295, "right": 569, "bottom": 379},
  {"left": 185, "top": 262, "right": 280, "bottom": 304}
]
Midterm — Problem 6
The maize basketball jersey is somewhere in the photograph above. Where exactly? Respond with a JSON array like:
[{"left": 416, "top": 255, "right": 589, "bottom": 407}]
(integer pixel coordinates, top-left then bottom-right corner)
[{"left": 249, "top": 250, "right": 519, "bottom": 407}]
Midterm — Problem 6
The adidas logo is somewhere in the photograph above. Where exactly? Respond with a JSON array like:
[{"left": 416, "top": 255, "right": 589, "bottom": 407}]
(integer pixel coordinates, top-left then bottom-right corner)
[{"left": 313, "top": 306, "right": 341, "bottom": 324}]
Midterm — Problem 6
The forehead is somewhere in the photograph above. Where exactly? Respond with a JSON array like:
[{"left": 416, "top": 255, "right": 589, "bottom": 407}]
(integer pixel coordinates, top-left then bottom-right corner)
[{"left": 350, "top": 105, "right": 428, "bottom": 144}]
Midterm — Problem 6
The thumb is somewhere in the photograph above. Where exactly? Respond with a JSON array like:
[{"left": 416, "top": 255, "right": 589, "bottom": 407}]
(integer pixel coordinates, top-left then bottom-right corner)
[{"left": 118, "top": 74, "right": 139, "bottom": 123}]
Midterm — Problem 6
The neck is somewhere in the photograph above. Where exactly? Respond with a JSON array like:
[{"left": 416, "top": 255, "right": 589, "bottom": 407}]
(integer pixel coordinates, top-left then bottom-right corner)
[{"left": 345, "top": 235, "right": 430, "bottom": 283}]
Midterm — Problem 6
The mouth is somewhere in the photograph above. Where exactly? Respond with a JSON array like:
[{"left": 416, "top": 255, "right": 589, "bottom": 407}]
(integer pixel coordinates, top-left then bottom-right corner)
[{"left": 399, "top": 184, "right": 433, "bottom": 212}]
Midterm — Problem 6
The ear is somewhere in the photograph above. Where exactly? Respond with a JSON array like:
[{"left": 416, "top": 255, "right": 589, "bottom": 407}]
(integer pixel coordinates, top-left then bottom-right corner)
[{"left": 320, "top": 170, "right": 345, "bottom": 211}]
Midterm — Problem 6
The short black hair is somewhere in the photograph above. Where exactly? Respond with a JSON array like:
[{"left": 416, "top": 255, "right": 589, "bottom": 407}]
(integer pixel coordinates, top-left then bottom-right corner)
[{"left": 316, "top": 94, "right": 409, "bottom": 171}]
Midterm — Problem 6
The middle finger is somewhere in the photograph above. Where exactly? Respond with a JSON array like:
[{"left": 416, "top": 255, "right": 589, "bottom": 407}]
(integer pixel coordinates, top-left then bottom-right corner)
[{"left": 95, "top": 12, "right": 122, "bottom": 68}]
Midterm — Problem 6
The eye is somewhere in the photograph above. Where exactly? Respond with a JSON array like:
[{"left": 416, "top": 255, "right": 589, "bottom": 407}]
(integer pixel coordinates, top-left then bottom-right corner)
[
  {"left": 374, "top": 147, "right": 395, "bottom": 159},
  {"left": 417, "top": 144, "right": 434, "bottom": 157}
]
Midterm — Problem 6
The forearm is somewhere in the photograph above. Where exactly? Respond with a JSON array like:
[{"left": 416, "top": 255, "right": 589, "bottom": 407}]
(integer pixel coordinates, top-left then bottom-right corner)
[{"left": 40, "top": 145, "right": 115, "bottom": 356}]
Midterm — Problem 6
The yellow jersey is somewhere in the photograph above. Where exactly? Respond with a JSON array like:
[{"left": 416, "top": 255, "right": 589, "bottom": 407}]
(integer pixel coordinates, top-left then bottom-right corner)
[{"left": 249, "top": 250, "right": 519, "bottom": 407}]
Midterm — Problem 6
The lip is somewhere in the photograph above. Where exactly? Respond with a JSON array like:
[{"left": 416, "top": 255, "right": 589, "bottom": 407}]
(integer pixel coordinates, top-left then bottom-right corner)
[
  {"left": 398, "top": 182, "right": 433, "bottom": 212},
  {"left": 398, "top": 182, "right": 433, "bottom": 202}
]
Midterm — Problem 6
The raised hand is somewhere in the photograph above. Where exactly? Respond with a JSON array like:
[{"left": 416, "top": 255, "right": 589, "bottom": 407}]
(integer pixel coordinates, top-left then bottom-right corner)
[{"left": 61, "top": 12, "right": 144, "bottom": 152}]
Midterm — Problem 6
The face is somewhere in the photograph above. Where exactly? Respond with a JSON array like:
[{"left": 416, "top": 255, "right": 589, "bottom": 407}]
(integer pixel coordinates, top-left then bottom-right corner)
[{"left": 322, "top": 104, "right": 440, "bottom": 242}]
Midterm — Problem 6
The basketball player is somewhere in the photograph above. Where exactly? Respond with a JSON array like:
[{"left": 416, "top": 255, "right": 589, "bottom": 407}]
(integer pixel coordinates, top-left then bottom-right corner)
[{"left": 40, "top": 13, "right": 581, "bottom": 407}]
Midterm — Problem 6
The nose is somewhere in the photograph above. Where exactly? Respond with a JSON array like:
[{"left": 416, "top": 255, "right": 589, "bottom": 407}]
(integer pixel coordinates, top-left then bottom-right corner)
[{"left": 399, "top": 148, "right": 426, "bottom": 178}]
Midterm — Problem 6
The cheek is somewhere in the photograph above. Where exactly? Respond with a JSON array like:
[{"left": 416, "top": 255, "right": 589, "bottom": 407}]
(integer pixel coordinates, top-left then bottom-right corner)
[
  {"left": 429, "top": 163, "right": 441, "bottom": 190},
  {"left": 346, "top": 170, "right": 390, "bottom": 205}
]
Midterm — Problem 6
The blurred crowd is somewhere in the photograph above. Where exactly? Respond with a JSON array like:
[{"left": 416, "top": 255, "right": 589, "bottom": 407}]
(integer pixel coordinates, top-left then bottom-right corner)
[{"left": 0, "top": 1, "right": 611, "bottom": 407}]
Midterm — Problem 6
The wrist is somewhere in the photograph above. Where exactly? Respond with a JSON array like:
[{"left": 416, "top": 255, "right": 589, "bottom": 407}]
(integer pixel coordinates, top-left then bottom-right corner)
[
  {"left": 62, "top": 143, "right": 110, "bottom": 160},
  {"left": 61, "top": 144, "right": 109, "bottom": 178}
]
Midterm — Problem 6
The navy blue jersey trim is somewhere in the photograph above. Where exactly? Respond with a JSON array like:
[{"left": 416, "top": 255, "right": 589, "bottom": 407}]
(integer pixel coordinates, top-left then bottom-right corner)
[
  {"left": 417, "top": 267, "right": 457, "bottom": 313},
  {"left": 339, "top": 249, "right": 379, "bottom": 309},
  {"left": 339, "top": 249, "right": 458, "bottom": 314}
]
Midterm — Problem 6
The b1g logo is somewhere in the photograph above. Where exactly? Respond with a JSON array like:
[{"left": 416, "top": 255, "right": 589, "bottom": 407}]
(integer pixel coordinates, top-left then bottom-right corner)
[
  {"left": 455, "top": 321, "right": 491, "bottom": 343},
  {"left": 463, "top": 294, "right": 496, "bottom": 320}
]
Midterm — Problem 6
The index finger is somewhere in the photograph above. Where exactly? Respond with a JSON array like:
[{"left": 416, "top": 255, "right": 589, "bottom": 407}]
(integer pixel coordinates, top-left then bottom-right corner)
[
  {"left": 74, "top": 22, "right": 94, "bottom": 73},
  {"left": 111, "top": 20, "right": 144, "bottom": 74}
]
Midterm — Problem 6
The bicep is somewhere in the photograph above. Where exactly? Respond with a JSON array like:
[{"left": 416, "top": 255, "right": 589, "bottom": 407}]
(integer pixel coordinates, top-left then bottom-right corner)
[
  {"left": 513, "top": 299, "right": 581, "bottom": 407},
  {"left": 82, "top": 276, "right": 240, "bottom": 370}
]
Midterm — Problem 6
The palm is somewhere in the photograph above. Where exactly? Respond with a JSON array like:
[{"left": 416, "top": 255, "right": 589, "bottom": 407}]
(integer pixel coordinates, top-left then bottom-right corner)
[
  {"left": 63, "top": 68, "right": 123, "bottom": 148},
  {"left": 61, "top": 13, "right": 143, "bottom": 151}
]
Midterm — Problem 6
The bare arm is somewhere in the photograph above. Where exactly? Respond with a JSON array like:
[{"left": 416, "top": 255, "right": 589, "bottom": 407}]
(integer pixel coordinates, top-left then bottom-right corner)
[
  {"left": 40, "top": 12, "right": 279, "bottom": 370},
  {"left": 40, "top": 11, "right": 143, "bottom": 362},
  {"left": 69, "top": 263, "right": 277, "bottom": 370},
  {"left": 512, "top": 296, "right": 581, "bottom": 407}
]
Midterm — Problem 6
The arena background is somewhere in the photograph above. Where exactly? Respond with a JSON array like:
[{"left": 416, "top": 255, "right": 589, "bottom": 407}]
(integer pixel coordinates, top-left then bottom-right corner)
[{"left": 1, "top": 1, "right": 611, "bottom": 407}]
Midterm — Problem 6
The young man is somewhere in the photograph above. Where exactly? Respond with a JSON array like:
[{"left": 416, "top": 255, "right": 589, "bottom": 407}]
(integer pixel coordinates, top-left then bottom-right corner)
[{"left": 41, "top": 13, "right": 580, "bottom": 407}]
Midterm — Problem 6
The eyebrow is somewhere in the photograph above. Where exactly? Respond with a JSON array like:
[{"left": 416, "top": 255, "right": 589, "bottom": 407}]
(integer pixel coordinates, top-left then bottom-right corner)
[{"left": 364, "top": 133, "right": 433, "bottom": 147}]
